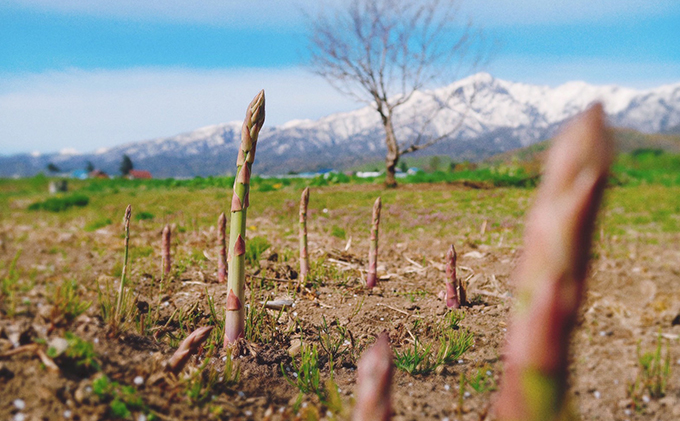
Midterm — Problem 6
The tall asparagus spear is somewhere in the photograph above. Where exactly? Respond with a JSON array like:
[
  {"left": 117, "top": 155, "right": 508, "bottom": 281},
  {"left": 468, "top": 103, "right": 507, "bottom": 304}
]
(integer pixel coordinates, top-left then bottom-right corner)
[
  {"left": 445, "top": 244, "right": 460, "bottom": 309},
  {"left": 353, "top": 333, "right": 393, "bottom": 421},
  {"left": 299, "top": 187, "right": 310, "bottom": 287},
  {"left": 495, "top": 104, "right": 614, "bottom": 421},
  {"left": 161, "top": 224, "right": 171, "bottom": 276},
  {"left": 114, "top": 204, "right": 132, "bottom": 327},
  {"left": 366, "top": 197, "right": 382, "bottom": 289},
  {"left": 224, "top": 90, "right": 266, "bottom": 347},
  {"left": 217, "top": 212, "right": 227, "bottom": 283}
]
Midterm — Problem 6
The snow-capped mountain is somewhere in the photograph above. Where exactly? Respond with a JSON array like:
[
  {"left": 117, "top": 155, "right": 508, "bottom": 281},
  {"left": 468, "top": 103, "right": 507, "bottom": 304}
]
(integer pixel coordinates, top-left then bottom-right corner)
[{"left": 2, "top": 73, "right": 679, "bottom": 178}]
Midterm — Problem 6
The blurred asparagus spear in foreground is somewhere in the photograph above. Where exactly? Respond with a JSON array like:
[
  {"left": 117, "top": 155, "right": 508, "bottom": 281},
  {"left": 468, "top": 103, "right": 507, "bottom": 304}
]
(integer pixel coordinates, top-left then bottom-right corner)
[
  {"left": 299, "top": 187, "right": 310, "bottom": 287},
  {"left": 353, "top": 333, "right": 393, "bottom": 421},
  {"left": 224, "top": 90, "right": 266, "bottom": 347},
  {"left": 366, "top": 197, "right": 381, "bottom": 288},
  {"left": 167, "top": 325, "right": 213, "bottom": 375},
  {"left": 495, "top": 104, "right": 614, "bottom": 421}
]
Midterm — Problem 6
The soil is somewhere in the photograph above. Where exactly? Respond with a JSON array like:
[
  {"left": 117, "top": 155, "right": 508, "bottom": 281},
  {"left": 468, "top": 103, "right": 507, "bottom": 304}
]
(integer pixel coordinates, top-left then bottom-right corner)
[{"left": 1, "top": 183, "right": 679, "bottom": 420}]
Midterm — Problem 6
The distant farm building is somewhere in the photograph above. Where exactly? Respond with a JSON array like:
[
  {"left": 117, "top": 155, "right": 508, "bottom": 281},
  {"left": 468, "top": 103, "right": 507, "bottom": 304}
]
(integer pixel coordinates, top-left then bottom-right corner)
[
  {"left": 89, "top": 170, "right": 109, "bottom": 179},
  {"left": 128, "top": 170, "right": 152, "bottom": 179}
]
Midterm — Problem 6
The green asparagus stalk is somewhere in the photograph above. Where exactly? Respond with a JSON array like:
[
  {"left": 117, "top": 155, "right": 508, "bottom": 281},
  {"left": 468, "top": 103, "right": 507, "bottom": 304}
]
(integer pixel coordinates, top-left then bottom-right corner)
[
  {"left": 161, "top": 224, "right": 171, "bottom": 276},
  {"left": 366, "top": 197, "right": 381, "bottom": 289},
  {"left": 445, "top": 244, "right": 460, "bottom": 309},
  {"left": 167, "top": 325, "right": 214, "bottom": 375},
  {"left": 353, "top": 333, "right": 393, "bottom": 421},
  {"left": 114, "top": 204, "right": 132, "bottom": 328},
  {"left": 218, "top": 212, "right": 227, "bottom": 283},
  {"left": 224, "top": 90, "right": 266, "bottom": 347},
  {"left": 299, "top": 187, "right": 310, "bottom": 287},
  {"left": 495, "top": 104, "right": 614, "bottom": 421}
]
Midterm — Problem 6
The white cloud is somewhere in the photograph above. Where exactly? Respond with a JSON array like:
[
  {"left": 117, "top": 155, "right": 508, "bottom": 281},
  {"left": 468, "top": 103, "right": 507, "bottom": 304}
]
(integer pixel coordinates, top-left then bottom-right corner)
[
  {"left": 0, "top": 67, "right": 360, "bottom": 155},
  {"left": 5, "top": 0, "right": 677, "bottom": 26}
]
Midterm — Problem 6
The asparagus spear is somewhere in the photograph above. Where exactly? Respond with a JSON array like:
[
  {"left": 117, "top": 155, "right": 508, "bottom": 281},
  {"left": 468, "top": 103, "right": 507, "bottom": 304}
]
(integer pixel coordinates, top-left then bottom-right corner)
[
  {"left": 218, "top": 212, "right": 227, "bottom": 283},
  {"left": 114, "top": 204, "right": 132, "bottom": 327},
  {"left": 353, "top": 333, "right": 393, "bottom": 421},
  {"left": 495, "top": 104, "right": 614, "bottom": 421},
  {"left": 299, "top": 187, "right": 310, "bottom": 287},
  {"left": 445, "top": 244, "right": 460, "bottom": 308},
  {"left": 161, "top": 224, "right": 171, "bottom": 276},
  {"left": 167, "top": 325, "right": 214, "bottom": 375},
  {"left": 366, "top": 197, "right": 382, "bottom": 288},
  {"left": 224, "top": 90, "right": 266, "bottom": 347}
]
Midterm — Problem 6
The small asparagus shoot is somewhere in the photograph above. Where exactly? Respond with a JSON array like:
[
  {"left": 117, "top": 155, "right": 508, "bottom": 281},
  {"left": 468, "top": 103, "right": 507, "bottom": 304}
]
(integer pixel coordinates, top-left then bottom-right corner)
[
  {"left": 299, "top": 187, "right": 310, "bottom": 287},
  {"left": 166, "top": 325, "right": 214, "bottom": 375},
  {"left": 353, "top": 333, "right": 393, "bottom": 421},
  {"left": 114, "top": 204, "right": 132, "bottom": 328},
  {"left": 494, "top": 104, "right": 614, "bottom": 421},
  {"left": 218, "top": 212, "right": 227, "bottom": 283},
  {"left": 445, "top": 245, "right": 460, "bottom": 308},
  {"left": 161, "top": 224, "right": 171, "bottom": 276},
  {"left": 224, "top": 90, "right": 266, "bottom": 347},
  {"left": 366, "top": 197, "right": 382, "bottom": 289}
]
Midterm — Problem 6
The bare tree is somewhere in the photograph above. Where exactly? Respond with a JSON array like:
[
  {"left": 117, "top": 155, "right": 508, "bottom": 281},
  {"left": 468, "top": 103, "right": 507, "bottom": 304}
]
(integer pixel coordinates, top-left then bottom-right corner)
[{"left": 307, "top": 0, "right": 482, "bottom": 186}]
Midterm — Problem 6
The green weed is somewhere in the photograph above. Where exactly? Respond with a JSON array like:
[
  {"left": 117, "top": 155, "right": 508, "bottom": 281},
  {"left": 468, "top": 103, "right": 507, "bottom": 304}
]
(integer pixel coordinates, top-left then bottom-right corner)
[
  {"left": 28, "top": 194, "right": 90, "bottom": 212},
  {"left": 465, "top": 365, "right": 496, "bottom": 393},
  {"left": 628, "top": 331, "right": 672, "bottom": 407},
  {"left": 245, "top": 290, "right": 284, "bottom": 344},
  {"left": 245, "top": 236, "right": 271, "bottom": 266},
  {"left": 84, "top": 218, "right": 112, "bottom": 232},
  {"left": 49, "top": 278, "right": 92, "bottom": 325},
  {"left": 47, "top": 332, "right": 100, "bottom": 373},
  {"left": 184, "top": 352, "right": 240, "bottom": 406},
  {"left": 394, "top": 328, "right": 473, "bottom": 375},
  {"left": 0, "top": 249, "right": 22, "bottom": 316},
  {"left": 134, "top": 211, "right": 154, "bottom": 221},
  {"left": 92, "top": 375, "right": 150, "bottom": 419}
]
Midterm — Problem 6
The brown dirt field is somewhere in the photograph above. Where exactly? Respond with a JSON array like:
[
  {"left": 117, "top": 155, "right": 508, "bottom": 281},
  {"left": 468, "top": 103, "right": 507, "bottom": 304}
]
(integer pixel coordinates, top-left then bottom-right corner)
[{"left": 1, "top": 183, "right": 679, "bottom": 420}]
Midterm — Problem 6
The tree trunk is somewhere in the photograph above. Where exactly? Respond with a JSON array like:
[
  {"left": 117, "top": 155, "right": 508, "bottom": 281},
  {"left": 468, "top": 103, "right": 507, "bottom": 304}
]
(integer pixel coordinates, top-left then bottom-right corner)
[{"left": 382, "top": 113, "right": 400, "bottom": 188}]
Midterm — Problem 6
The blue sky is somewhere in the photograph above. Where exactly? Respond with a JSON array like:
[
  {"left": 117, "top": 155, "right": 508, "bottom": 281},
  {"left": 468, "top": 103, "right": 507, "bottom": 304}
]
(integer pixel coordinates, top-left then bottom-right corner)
[{"left": 1, "top": 0, "right": 679, "bottom": 155}]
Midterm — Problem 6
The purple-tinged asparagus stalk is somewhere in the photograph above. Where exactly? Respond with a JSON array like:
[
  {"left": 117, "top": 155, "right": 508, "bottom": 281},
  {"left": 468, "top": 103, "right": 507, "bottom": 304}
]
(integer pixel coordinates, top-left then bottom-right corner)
[
  {"left": 366, "top": 197, "right": 382, "bottom": 289},
  {"left": 224, "top": 90, "right": 266, "bottom": 347},
  {"left": 166, "top": 325, "right": 213, "bottom": 375},
  {"left": 495, "top": 104, "right": 614, "bottom": 421},
  {"left": 217, "top": 212, "right": 227, "bottom": 283},
  {"left": 353, "top": 333, "right": 393, "bottom": 421},
  {"left": 299, "top": 187, "right": 310, "bottom": 287},
  {"left": 161, "top": 224, "right": 171, "bottom": 276},
  {"left": 114, "top": 204, "right": 132, "bottom": 326},
  {"left": 445, "top": 245, "right": 460, "bottom": 309}
]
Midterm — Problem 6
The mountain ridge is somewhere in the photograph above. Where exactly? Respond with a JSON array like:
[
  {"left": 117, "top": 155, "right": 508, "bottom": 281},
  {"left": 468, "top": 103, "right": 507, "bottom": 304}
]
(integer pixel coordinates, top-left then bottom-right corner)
[{"left": 2, "top": 73, "right": 679, "bottom": 178}]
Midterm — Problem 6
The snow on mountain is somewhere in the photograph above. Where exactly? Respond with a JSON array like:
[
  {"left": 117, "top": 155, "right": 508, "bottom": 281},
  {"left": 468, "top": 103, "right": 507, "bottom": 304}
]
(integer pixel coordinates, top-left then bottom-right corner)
[{"left": 2, "top": 73, "right": 679, "bottom": 178}]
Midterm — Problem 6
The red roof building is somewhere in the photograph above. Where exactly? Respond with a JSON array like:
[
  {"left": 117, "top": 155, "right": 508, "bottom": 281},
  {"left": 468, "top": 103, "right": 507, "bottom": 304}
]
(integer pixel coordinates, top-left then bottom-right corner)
[{"left": 128, "top": 170, "right": 152, "bottom": 179}]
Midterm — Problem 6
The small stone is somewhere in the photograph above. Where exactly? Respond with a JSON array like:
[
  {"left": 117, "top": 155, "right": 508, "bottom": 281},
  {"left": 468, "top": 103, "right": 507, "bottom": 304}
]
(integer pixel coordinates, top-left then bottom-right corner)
[
  {"left": 288, "top": 339, "right": 302, "bottom": 358},
  {"left": 133, "top": 376, "right": 144, "bottom": 386},
  {"left": 63, "top": 410, "right": 72, "bottom": 419},
  {"left": 13, "top": 400, "right": 26, "bottom": 410},
  {"left": 594, "top": 391, "right": 601, "bottom": 399},
  {"left": 48, "top": 337, "right": 69, "bottom": 357},
  {"left": 13, "top": 413, "right": 25, "bottom": 421},
  {"left": 137, "top": 414, "right": 146, "bottom": 421},
  {"left": 74, "top": 380, "right": 93, "bottom": 404}
]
